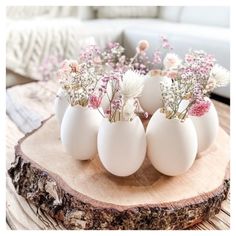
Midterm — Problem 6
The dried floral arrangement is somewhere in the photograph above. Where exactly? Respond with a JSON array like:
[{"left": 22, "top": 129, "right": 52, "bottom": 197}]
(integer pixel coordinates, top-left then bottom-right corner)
[
  {"left": 54, "top": 43, "right": 151, "bottom": 121},
  {"left": 40, "top": 36, "right": 173, "bottom": 80},
  {"left": 56, "top": 59, "right": 100, "bottom": 107},
  {"left": 97, "top": 70, "right": 145, "bottom": 122},
  {"left": 41, "top": 36, "right": 230, "bottom": 123},
  {"left": 53, "top": 38, "right": 172, "bottom": 122},
  {"left": 160, "top": 50, "right": 230, "bottom": 121}
]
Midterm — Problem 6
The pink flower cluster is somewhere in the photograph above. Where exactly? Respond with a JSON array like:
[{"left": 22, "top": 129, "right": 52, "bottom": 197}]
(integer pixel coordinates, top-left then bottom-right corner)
[
  {"left": 61, "top": 60, "right": 79, "bottom": 73},
  {"left": 178, "top": 50, "right": 216, "bottom": 104},
  {"left": 152, "top": 50, "right": 162, "bottom": 65},
  {"left": 132, "top": 54, "right": 150, "bottom": 75},
  {"left": 99, "top": 71, "right": 123, "bottom": 119},
  {"left": 151, "top": 36, "right": 173, "bottom": 67},
  {"left": 39, "top": 55, "right": 62, "bottom": 81},
  {"left": 129, "top": 36, "right": 173, "bottom": 74},
  {"left": 39, "top": 36, "right": 174, "bottom": 82},
  {"left": 102, "top": 42, "right": 126, "bottom": 70},
  {"left": 161, "top": 36, "right": 172, "bottom": 50},
  {"left": 189, "top": 100, "right": 211, "bottom": 117},
  {"left": 79, "top": 45, "right": 101, "bottom": 66},
  {"left": 181, "top": 50, "right": 215, "bottom": 81},
  {"left": 88, "top": 94, "right": 102, "bottom": 109}
]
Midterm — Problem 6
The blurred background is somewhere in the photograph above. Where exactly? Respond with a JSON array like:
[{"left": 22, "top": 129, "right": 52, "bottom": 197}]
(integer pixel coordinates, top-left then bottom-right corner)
[{"left": 6, "top": 6, "right": 230, "bottom": 100}]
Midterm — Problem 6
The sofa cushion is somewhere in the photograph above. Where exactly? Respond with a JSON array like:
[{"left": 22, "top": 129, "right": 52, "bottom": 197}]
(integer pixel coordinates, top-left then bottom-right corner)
[
  {"left": 122, "top": 19, "right": 230, "bottom": 98},
  {"left": 78, "top": 6, "right": 95, "bottom": 20},
  {"left": 94, "top": 6, "right": 159, "bottom": 18},
  {"left": 7, "top": 6, "right": 57, "bottom": 19},
  {"left": 159, "top": 6, "right": 183, "bottom": 22},
  {"left": 6, "top": 6, "right": 80, "bottom": 19},
  {"left": 179, "top": 6, "right": 230, "bottom": 28}
]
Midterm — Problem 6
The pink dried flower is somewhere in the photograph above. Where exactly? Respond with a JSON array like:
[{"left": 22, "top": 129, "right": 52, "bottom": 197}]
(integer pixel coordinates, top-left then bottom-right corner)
[
  {"left": 107, "top": 42, "right": 120, "bottom": 50},
  {"left": 136, "top": 40, "right": 149, "bottom": 54},
  {"left": 163, "top": 53, "right": 182, "bottom": 69},
  {"left": 93, "top": 56, "right": 102, "bottom": 64},
  {"left": 107, "top": 42, "right": 115, "bottom": 49},
  {"left": 38, "top": 55, "right": 62, "bottom": 81},
  {"left": 60, "top": 59, "right": 79, "bottom": 73},
  {"left": 184, "top": 54, "right": 194, "bottom": 63},
  {"left": 79, "top": 45, "right": 101, "bottom": 65},
  {"left": 144, "top": 112, "right": 149, "bottom": 119},
  {"left": 189, "top": 100, "right": 211, "bottom": 117},
  {"left": 105, "top": 109, "right": 111, "bottom": 115},
  {"left": 161, "top": 36, "right": 172, "bottom": 50},
  {"left": 88, "top": 94, "right": 102, "bottom": 109},
  {"left": 152, "top": 50, "right": 162, "bottom": 65},
  {"left": 167, "top": 70, "right": 178, "bottom": 79},
  {"left": 60, "top": 60, "right": 71, "bottom": 73},
  {"left": 70, "top": 61, "right": 79, "bottom": 72}
]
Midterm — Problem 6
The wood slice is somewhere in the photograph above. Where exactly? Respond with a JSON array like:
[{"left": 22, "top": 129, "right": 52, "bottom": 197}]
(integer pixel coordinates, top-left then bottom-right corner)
[{"left": 8, "top": 116, "right": 230, "bottom": 230}]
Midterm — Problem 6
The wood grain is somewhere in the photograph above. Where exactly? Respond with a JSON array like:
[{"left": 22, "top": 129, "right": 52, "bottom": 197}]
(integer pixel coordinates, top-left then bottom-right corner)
[
  {"left": 6, "top": 79, "right": 230, "bottom": 230},
  {"left": 8, "top": 117, "right": 230, "bottom": 229},
  {"left": 15, "top": 117, "right": 230, "bottom": 206}
]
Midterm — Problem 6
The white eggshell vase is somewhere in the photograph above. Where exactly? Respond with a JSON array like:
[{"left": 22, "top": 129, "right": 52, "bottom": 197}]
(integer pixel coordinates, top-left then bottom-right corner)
[
  {"left": 139, "top": 75, "right": 165, "bottom": 115},
  {"left": 190, "top": 98, "right": 219, "bottom": 153},
  {"left": 54, "top": 88, "right": 69, "bottom": 126},
  {"left": 97, "top": 116, "right": 146, "bottom": 177},
  {"left": 61, "top": 105, "right": 103, "bottom": 160},
  {"left": 146, "top": 109, "right": 198, "bottom": 176}
]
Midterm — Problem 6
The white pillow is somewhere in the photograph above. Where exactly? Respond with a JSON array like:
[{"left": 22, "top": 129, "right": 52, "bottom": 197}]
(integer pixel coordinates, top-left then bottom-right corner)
[
  {"left": 95, "top": 6, "right": 159, "bottom": 18},
  {"left": 179, "top": 6, "right": 229, "bottom": 28}
]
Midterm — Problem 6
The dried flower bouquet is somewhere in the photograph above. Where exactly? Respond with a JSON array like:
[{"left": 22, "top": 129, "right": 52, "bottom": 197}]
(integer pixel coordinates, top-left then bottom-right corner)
[
  {"left": 160, "top": 50, "right": 230, "bottom": 121},
  {"left": 42, "top": 36, "right": 229, "bottom": 124}
]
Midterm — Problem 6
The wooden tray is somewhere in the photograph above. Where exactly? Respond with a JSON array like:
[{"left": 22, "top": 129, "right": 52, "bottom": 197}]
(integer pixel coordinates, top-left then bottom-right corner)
[{"left": 8, "top": 116, "right": 230, "bottom": 230}]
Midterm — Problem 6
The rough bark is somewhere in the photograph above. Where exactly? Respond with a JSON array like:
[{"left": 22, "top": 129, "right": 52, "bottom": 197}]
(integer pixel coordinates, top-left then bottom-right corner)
[
  {"left": 8, "top": 153, "right": 229, "bottom": 230},
  {"left": 8, "top": 117, "right": 230, "bottom": 230}
]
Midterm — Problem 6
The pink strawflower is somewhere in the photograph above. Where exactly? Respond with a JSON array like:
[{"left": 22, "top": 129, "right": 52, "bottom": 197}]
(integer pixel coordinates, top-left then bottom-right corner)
[
  {"left": 136, "top": 40, "right": 149, "bottom": 54},
  {"left": 189, "top": 100, "right": 211, "bottom": 117},
  {"left": 70, "top": 62, "right": 79, "bottom": 72},
  {"left": 88, "top": 94, "right": 102, "bottom": 109}
]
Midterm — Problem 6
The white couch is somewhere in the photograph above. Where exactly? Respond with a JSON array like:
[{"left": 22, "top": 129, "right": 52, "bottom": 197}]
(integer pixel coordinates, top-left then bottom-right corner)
[{"left": 6, "top": 6, "right": 230, "bottom": 98}]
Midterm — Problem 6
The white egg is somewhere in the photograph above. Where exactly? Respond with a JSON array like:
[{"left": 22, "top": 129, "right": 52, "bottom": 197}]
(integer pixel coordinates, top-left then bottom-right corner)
[
  {"left": 97, "top": 116, "right": 146, "bottom": 177},
  {"left": 146, "top": 109, "right": 197, "bottom": 176}
]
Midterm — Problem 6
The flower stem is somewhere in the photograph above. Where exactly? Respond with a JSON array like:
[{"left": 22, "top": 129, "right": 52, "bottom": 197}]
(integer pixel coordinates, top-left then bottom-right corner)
[
  {"left": 97, "top": 107, "right": 105, "bottom": 118},
  {"left": 129, "top": 52, "right": 138, "bottom": 67}
]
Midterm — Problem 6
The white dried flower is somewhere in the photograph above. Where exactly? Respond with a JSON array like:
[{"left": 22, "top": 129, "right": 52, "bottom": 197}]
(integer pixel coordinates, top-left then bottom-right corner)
[
  {"left": 210, "top": 64, "right": 230, "bottom": 87},
  {"left": 205, "top": 77, "right": 217, "bottom": 92},
  {"left": 122, "top": 98, "right": 136, "bottom": 121},
  {"left": 160, "top": 80, "right": 173, "bottom": 108},
  {"left": 163, "top": 53, "right": 182, "bottom": 70},
  {"left": 121, "top": 70, "right": 144, "bottom": 100},
  {"left": 160, "top": 76, "right": 172, "bottom": 88}
]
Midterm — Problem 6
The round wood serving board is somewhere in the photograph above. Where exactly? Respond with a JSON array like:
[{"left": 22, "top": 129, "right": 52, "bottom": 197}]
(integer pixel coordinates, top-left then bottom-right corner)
[{"left": 8, "top": 116, "right": 230, "bottom": 230}]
